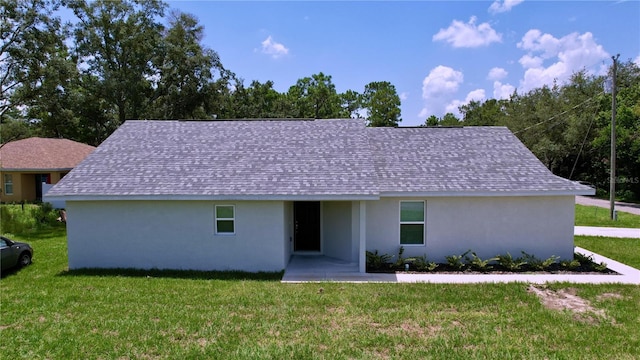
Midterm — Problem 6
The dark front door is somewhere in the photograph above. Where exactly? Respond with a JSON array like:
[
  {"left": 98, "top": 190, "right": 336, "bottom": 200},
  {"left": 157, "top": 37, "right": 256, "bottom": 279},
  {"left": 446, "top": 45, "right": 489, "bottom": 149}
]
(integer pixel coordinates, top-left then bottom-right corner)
[
  {"left": 294, "top": 202, "right": 321, "bottom": 252},
  {"left": 35, "top": 174, "right": 45, "bottom": 202}
]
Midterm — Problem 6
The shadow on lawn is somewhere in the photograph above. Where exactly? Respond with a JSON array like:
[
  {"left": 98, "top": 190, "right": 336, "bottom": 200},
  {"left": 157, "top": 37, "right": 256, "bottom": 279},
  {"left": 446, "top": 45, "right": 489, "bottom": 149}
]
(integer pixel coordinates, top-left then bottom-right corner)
[{"left": 57, "top": 267, "right": 284, "bottom": 281}]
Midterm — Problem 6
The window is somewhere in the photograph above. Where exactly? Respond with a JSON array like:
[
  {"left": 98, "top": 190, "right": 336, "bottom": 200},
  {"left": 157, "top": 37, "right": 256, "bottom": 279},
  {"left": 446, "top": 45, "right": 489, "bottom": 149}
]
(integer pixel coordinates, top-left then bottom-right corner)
[
  {"left": 215, "top": 205, "right": 235, "bottom": 234},
  {"left": 400, "top": 201, "right": 425, "bottom": 245},
  {"left": 3, "top": 174, "right": 13, "bottom": 195}
]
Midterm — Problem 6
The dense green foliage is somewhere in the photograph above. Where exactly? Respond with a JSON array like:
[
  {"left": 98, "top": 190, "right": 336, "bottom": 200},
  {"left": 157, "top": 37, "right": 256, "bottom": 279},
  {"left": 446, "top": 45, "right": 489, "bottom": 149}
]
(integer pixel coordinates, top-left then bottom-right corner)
[
  {"left": 427, "top": 66, "right": 640, "bottom": 200},
  {"left": 0, "top": 204, "right": 64, "bottom": 235},
  {"left": 1, "top": 0, "right": 401, "bottom": 146}
]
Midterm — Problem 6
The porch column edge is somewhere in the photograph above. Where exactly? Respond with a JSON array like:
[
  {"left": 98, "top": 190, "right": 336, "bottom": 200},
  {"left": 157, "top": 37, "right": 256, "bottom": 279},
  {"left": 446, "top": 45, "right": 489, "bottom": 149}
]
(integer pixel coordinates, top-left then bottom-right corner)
[{"left": 359, "top": 201, "right": 366, "bottom": 273}]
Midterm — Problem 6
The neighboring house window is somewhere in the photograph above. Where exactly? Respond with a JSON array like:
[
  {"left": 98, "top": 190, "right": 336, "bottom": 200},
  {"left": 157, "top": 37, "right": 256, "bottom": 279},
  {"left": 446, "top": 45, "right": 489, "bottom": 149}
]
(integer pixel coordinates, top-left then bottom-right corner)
[
  {"left": 215, "top": 205, "right": 235, "bottom": 234},
  {"left": 400, "top": 201, "right": 425, "bottom": 245},
  {"left": 3, "top": 174, "right": 13, "bottom": 195}
]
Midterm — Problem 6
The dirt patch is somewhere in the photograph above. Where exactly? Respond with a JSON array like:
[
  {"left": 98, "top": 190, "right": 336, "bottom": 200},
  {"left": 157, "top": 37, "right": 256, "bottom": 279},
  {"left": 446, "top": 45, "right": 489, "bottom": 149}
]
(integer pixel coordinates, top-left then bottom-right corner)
[
  {"left": 596, "top": 292, "right": 627, "bottom": 301},
  {"left": 528, "top": 285, "right": 610, "bottom": 324}
]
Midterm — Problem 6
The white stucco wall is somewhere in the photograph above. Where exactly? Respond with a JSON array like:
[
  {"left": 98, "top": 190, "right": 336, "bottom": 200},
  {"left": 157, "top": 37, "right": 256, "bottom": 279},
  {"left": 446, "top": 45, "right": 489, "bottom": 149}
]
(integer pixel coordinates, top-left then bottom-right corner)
[
  {"left": 322, "top": 201, "right": 354, "bottom": 262},
  {"left": 366, "top": 196, "right": 576, "bottom": 262},
  {"left": 43, "top": 183, "right": 65, "bottom": 209},
  {"left": 283, "top": 201, "right": 293, "bottom": 265},
  {"left": 66, "top": 200, "right": 287, "bottom": 271}
]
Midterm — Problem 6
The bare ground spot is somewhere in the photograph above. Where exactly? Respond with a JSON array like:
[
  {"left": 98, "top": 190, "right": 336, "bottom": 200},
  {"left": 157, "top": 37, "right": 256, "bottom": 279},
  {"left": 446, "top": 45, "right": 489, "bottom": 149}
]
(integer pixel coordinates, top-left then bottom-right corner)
[
  {"left": 527, "top": 285, "right": 611, "bottom": 324},
  {"left": 596, "top": 292, "right": 627, "bottom": 301}
]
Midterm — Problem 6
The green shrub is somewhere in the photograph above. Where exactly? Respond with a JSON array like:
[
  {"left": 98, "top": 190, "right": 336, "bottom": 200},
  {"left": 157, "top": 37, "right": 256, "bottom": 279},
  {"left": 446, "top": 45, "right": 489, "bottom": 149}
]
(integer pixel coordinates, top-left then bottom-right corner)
[
  {"left": 406, "top": 255, "right": 439, "bottom": 272},
  {"left": 366, "top": 250, "right": 393, "bottom": 271},
  {"left": 446, "top": 250, "right": 470, "bottom": 271},
  {"left": 0, "top": 204, "right": 62, "bottom": 235},
  {"left": 574, "top": 252, "right": 609, "bottom": 272},
  {"left": 495, "top": 253, "right": 527, "bottom": 271},
  {"left": 561, "top": 259, "right": 581, "bottom": 270},
  {"left": 466, "top": 252, "right": 497, "bottom": 272},
  {"left": 393, "top": 246, "right": 406, "bottom": 268},
  {"left": 521, "top": 252, "right": 559, "bottom": 271}
]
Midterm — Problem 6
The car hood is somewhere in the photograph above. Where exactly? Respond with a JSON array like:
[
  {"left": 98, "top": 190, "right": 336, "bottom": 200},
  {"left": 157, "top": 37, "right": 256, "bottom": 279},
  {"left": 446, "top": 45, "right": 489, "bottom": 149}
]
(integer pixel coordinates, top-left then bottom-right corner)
[{"left": 12, "top": 242, "right": 32, "bottom": 249}]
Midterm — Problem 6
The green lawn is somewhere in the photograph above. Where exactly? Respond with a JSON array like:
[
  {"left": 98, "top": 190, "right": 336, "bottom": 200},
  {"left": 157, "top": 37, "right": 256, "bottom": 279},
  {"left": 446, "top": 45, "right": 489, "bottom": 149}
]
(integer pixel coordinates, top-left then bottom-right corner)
[
  {"left": 575, "top": 236, "right": 640, "bottom": 269},
  {"left": 2, "top": 230, "right": 640, "bottom": 359},
  {"left": 575, "top": 204, "right": 640, "bottom": 228}
]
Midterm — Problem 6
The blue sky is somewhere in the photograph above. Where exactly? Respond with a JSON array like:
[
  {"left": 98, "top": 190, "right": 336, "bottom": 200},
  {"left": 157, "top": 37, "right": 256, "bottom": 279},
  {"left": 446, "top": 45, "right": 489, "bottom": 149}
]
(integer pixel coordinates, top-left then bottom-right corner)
[{"left": 168, "top": 0, "right": 639, "bottom": 126}]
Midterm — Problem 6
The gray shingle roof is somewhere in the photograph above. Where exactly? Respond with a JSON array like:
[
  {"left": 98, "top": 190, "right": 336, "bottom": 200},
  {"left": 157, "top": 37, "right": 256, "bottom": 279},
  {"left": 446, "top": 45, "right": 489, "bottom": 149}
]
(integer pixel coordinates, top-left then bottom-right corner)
[
  {"left": 47, "top": 119, "right": 378, "bottom": 199},
  {"left": 46, "top": 119, "right": 592, "bottom": 200},
  {"left": 368, "top": 126, "right": 588, "bottom": 194}
]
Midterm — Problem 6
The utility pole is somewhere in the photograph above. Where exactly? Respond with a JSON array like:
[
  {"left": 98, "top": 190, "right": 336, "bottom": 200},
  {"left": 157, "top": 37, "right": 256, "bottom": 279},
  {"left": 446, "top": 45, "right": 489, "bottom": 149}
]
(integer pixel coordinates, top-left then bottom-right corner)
[{"left": 610, "top": 54, "right": 619, "bottom": 220}]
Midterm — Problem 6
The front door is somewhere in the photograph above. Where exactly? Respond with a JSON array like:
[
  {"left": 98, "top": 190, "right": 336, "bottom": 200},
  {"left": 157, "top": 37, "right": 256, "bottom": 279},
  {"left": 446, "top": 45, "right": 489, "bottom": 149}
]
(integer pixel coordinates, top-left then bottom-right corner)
[{"left": 294, "top": 202, "right": 321, "bottom": 252}]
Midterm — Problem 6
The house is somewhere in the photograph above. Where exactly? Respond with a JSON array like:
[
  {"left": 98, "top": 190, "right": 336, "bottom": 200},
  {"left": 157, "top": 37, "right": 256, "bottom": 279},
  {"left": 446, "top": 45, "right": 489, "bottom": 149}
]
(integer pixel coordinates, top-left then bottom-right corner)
[
  {"left": 45, "top": 119, "right": 593, "bottom": 272},
  {"left": 0, "top": 137, "right": 96, "bottom": 207}
]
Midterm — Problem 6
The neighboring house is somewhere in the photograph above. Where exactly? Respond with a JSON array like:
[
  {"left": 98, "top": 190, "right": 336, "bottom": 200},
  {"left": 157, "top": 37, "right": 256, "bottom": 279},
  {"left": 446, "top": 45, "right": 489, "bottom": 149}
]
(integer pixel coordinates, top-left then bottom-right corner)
[
  {"left": 45, "top": 119, "right": 593, "bottom": 272},
  {"left": 0, "top": 137, "right": 96, "bottom": 207}
]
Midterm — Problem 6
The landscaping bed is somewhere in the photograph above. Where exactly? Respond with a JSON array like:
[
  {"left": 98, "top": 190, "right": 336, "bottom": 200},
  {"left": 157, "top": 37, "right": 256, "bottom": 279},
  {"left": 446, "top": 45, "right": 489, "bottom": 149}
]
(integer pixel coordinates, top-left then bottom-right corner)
[{"left": 366, "top": 248, "right": 617, "bottom": 275}]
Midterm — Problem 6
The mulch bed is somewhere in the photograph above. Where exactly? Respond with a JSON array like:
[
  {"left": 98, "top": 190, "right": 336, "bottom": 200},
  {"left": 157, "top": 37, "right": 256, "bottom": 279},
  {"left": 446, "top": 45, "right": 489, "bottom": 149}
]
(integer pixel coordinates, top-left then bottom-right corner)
[{"left": 367, "top": 263, "right": 619, "bottom": 275}]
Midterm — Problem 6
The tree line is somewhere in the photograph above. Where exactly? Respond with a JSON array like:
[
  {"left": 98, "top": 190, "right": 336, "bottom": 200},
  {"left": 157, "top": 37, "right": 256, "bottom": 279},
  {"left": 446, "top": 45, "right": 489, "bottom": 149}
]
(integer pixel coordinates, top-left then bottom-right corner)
[
  {"left": 425, "top": 63, "right": 640, "bottom": 201},
  {"left": 2, "top": 0, "right": 638, "bottom": 200},
  {"left": 1, "top": 0, "right": 402, "bottom": 146}
]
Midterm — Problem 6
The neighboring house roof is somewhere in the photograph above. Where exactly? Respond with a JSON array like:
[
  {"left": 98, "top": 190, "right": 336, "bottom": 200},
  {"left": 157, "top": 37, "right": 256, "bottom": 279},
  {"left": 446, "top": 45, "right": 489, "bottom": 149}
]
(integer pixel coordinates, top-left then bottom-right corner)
[
  {"left": 0, "top": 137, "right": 96, "bottom": 171},
  {"left": 46, "top": 119, "right": 593, "bottom": 201}
]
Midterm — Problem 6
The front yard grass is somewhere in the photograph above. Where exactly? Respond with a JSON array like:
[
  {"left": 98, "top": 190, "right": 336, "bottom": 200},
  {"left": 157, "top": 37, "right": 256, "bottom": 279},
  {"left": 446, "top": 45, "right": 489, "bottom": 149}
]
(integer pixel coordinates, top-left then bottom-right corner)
[
  {"left": 1, "top": 230, "right": 639, "bottom": 359},
  {"left": 575, "top": 235, "right": 640, "bottom": 269},
  {"left": 575, "top": 204, "right": 640, "bottom": 228}
]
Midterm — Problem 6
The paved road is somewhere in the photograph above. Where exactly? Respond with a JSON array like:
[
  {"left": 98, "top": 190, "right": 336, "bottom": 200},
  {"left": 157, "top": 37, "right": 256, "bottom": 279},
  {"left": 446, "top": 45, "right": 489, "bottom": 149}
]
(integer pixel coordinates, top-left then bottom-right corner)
[{"left": 576, "top": 196, "right": 640, "bottom": 216}]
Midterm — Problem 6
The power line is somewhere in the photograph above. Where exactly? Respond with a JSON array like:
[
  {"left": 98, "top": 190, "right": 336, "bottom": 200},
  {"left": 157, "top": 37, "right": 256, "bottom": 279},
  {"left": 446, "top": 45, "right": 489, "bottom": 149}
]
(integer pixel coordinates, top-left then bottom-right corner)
[
  {"left": 513, "top": 91, "right": 604, "bottom": 135},
  {"left": 568, "top": 114, "right": 596, "bottom": 180}
]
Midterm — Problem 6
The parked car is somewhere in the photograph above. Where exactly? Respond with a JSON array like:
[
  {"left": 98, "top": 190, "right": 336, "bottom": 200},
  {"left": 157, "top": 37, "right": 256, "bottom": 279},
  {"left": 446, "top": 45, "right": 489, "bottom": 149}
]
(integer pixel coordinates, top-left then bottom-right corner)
[{"left": 1, "top": 236, "right": 33, "bottom": 272}]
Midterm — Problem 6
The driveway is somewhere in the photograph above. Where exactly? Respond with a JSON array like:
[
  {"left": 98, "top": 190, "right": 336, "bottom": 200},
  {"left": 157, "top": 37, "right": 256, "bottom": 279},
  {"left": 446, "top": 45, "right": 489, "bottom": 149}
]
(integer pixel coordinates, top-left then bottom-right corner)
[{"left": 576, "top": 196, "right": 640, "bottom": 216}]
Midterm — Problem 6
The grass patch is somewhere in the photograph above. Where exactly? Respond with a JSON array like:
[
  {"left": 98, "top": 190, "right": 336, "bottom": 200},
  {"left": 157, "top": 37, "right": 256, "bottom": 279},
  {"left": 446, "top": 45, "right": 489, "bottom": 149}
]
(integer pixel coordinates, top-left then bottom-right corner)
[
  {"left": 575, "top": 236, "right": 640, "bottom": 269},
  {"left": 575, "top": 204, "right": 640, "bottom": 228},
  {"left": 1, "top": 230, "right": 640, "bottom": 358}
]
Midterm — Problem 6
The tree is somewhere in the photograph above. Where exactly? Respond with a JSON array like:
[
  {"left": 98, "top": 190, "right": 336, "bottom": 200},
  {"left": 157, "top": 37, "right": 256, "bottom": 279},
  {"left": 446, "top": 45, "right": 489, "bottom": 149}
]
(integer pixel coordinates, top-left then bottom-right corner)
[
  {"left": 459, "top": 99, "right": 505, "bottom": 126},
  {"left": 424, "top": 115, "right": 439, "bottom": 126},
  {"left": 439, "top": 113, "right": 460, "bottom": 126},
  {"left": 0, "top": 0, "right": 67, "bottom": 118},
  {"left": 287, "top": 73, "right": 342, "bottom": 118},
  {"left": 591, "top": 60, "right": 640, "bottom": 199},
  {"left": 229, "top": 80, "right": 286, "bottom": 118},
  {"left": 361, "top": 81, "right": 401, "bottom": 127},
  {"left": 149, "top": 11, "right": 228, "bottom": 119},
  {"left": 340, "top": 89, "right": 362, "bottom": 119},
  {"left": 68, "top": 0, "right": 166, "bottom": 126}
]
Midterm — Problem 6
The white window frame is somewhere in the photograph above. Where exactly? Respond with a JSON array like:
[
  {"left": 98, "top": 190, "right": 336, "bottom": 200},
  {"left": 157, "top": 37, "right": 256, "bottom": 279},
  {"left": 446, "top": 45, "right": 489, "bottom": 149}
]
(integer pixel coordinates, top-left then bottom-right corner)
[
  {"left": 3, "top": 174, "right": 13, "bottom": 195},
  {"left": 215, "top": 205, "right": 235, "bottom": 235},
  {"left": 399, "top": 200, "right": 425, "bottom": 246}
]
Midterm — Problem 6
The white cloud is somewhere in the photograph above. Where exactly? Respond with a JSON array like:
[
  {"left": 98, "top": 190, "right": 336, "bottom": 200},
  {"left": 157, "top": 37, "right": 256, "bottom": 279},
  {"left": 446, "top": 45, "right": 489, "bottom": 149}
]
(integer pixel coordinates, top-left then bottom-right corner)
[
  {"left": 493, "top": 81, "right": 516, "bottom": 99},
  {"left": 634, "top": 55, "right": 640, "bottom": 67},
  {"left": 517, "top": 30, "right": 609, "bottom": 91},
  {"left": 260, "top": 36, "right": 289, "bottom": 59},
  {"left": 445, "top": 89, "right": 486, "bottom": 115},
  {"left": 419, "top": 66, "right": 464, "bottom": 117},
  {"left": 432, "top": 16, "right": 502, "bottom": 48},
  {"left": 487, "top": 67, "right": 508, "bottom": 80},
  {"left": 488, "top": 0, "right": 524, "bottom": 14},
  {"left": 518, "top": 54, "right": 544, "bottom": 68},
  {"left": 399, "top": 92, "right": 408, "bottom": 101}
]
